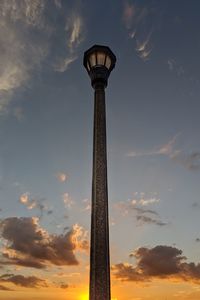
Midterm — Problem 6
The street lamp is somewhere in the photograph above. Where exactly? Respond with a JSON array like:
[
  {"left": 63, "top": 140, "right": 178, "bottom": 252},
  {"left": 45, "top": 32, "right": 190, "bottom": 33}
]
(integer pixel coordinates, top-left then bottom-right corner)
[
  {"left": 83, "top": 45, "right": 116, "bottom": 300},
  {"left": 84, "top": 45, "right": 116, "bottom": 88}
]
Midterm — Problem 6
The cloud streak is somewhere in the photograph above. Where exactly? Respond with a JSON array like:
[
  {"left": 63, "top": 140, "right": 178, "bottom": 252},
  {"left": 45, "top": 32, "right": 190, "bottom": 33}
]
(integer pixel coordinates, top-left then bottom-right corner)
[
  {"left": 54, "top": 12, "right": 85, "bottom": 72},
  {"left": 127, "top": 134, "right": 200, "bottom": 171},
  {"left": 122, "top": 1, "right": 154, "bottom": 61}
]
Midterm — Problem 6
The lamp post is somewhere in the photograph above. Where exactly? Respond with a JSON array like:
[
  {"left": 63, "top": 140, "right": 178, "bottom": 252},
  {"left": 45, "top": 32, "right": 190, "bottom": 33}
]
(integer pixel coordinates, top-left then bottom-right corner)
[{"left": 83, "top": 45, "right": 116, "bottom": 300}]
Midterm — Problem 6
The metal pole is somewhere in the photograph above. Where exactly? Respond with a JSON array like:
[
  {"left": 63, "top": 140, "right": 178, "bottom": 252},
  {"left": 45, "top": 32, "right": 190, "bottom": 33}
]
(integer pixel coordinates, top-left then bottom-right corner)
[{"left": 89, "top": 81, "right": 110, "bottom": 300}]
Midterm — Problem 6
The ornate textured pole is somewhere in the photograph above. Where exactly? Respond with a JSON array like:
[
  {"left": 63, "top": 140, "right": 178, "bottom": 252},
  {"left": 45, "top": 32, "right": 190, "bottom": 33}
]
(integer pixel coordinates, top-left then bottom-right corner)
[
  {"left": 90, "top": 81, "right": 110, "bottom": 300},
  {"left": 83, "top": 45, "right": 116, "bottom": 300}
]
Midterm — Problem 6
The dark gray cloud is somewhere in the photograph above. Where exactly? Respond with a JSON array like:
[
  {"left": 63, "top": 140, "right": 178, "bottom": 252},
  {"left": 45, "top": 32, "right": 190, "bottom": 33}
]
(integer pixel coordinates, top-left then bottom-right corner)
[
  {"left": 196, "top": 238, "right": 200, "bottom": 242},
  {"left": 113, "top": 245, "right": 200, "bottom": 283},
  {"left": 133, "top": 207, "right": 158, "bottom": 216},
  {"left": 0, "top": 274, "right": 47, "bottom": 288},
  {"left": 136, "top": 215, "right": 167, "bottom": 226},
  {"left": 0, "top": 217, "right": 88, "bottom": 269}
]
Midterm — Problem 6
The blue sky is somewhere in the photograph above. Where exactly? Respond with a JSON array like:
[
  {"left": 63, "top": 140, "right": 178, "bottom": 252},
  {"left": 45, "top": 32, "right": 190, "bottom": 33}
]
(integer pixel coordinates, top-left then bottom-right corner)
[{"left": 0, "top": 0, "right": 200, "bottom": 299}]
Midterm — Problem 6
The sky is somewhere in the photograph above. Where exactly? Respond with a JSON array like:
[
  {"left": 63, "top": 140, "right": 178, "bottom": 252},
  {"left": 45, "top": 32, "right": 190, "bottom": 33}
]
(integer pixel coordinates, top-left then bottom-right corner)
[{"left": 0, "top": 0, "right": 200, "bottom": 299}]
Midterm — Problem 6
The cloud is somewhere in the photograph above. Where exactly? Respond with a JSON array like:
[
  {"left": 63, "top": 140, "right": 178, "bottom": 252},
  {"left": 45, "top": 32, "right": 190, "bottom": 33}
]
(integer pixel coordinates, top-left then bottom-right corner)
[
  {"left": 0, "top": 1, "right": 85, "bottom": 112},
  {"left": 122, "top": 1, "right": 154, "bottom": 61},
  {"left": 113, "top": 245, "right": 200, "bottom": 284},
  {"left": 167, "top": 59, "right": 185, "bottom": 76},
  {"left": 66, "top": 15, "right": 84, "bottom": 52},
  {"left": 138, "top": 197, "right": 160, "bottom": 206},
  {"left": 56, "top": 172, "right": 69, "bottom": 183},
  {"left": 0, "top": 1, "right": 46, "bottom": 27},
  {"left": 0, "top": 217, "right": 88, "bottom": 269},
  {"left": 63, "top": 193, "right": 74, "bottom": 208},
  {"left": 133, "top": 207, "right": 158, "bottom": 216},
  {"left": 19, "top": 193, "right": 46, "bottom": 218},
  {"left": 0, "top": 274, "right": 47, "bottom": 288},
  {"left": 0, "top": 0, "right": 49, "bottom": 113},
  {"left": 127, "top": 134, "right": 200, "bottom": 171},
  {"left": 123, "top": 2, "right": 135, "bottom": 30},
  {"left": 19, "top": 193, "right": 29, "bottom": 205},
  {"left": 171, "top": 151, "right": 200, "bottom": 171},
  {"left": 135, "top": 31, "right": 153, "bottom": 61},
  {"left": 127, "top": 134, "right": 178, "bottom": 157},
  {"left": 82, "top": 198, "right": 91, "bottom": 211},
  {"left": 136, "top": 215, "right": 167, "bottom": 226},
  {"left": 196, "top": 238, "right": 200, "bottom": 242},
  {"left": 60, "top": 283, "right": 69, "bottom": 289},
  {"left": 54, "top": 56, "right": 77, "bottom": 72},
  {"left": 54, "top": 12, "right": 85, "bottom": 72},
  {"left": 116, "top": 192, "right": 166, "bottom": 227},
  {"left": 0, "top": 284, "right": 14, "bottom": 291},
  {"left": 71, "top": 224, "right": 89, "bottom": 252},
  {"left": 54, "top": 0, "right": 62, "bottom": 9}
]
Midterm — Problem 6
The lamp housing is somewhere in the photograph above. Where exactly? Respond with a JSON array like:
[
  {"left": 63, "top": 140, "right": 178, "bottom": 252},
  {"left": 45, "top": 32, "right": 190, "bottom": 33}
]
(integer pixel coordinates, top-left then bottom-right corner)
[{"left": 83, "top": 45, "right": 116, "bottom": 88}]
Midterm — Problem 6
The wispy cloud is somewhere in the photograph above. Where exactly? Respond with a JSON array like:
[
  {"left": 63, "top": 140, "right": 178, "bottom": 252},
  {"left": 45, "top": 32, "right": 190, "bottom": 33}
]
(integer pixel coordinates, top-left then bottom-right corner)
[
  {"left": 122, "top": 1, "right": 154, "bottom": 61},
  {"left": 127, "top": 134, "right": 178, "bottom": 158},
  {"left": 54, "top": 56, "right": 77, "bottom": 73},
  {"left": 82, "top": 198, "right": 91, "bottom": 212},
  {"left": 115, "top": 192, "right": 166, "bottom": 227},
  {"left": 123, "top": 2, "right": 135, "bottom": 30},
  {"left": 0, "top": 0, "right": 49, "bottom": 113},
  {"left": 171, "top": 151, "right": 200, "bottom": 171},
  {"left": 66, "top": 15, "right": 84, "bottom": 52},
  {"left": 167, "top": 59, "right": 185, "bottom": 76},
  {"left": 0, "top": 1, "right": 85, "bottom": 113},
  {"left": 63, "top": 193, "right": 74, "bottom": 208},
  {"left": 54, "top": 13, "right": 85, "bottom": 72},
  {"left": 135, "top": 30, "right": 153, "bottom": 61},
  {"left": 19, "top": 193, "right": 46, "bottom": 218},
  {"left": 127, "top": 134, "right": 200, "bottom": 171},
  {"left": 113, "top": 245, "right": 200, "bottom": 284}
]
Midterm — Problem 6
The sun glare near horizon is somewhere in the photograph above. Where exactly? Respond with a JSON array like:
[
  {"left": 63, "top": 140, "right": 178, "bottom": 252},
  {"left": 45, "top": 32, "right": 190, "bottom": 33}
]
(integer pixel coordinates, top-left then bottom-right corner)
[{"left": 79, "top": 294, "right": 89, "bottom": 300}]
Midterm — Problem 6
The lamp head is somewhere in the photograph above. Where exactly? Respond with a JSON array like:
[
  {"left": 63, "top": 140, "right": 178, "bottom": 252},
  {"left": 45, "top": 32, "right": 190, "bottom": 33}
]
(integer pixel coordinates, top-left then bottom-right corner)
[{"left": 83, "top": 45, "right": 116, "bottom": 88}]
